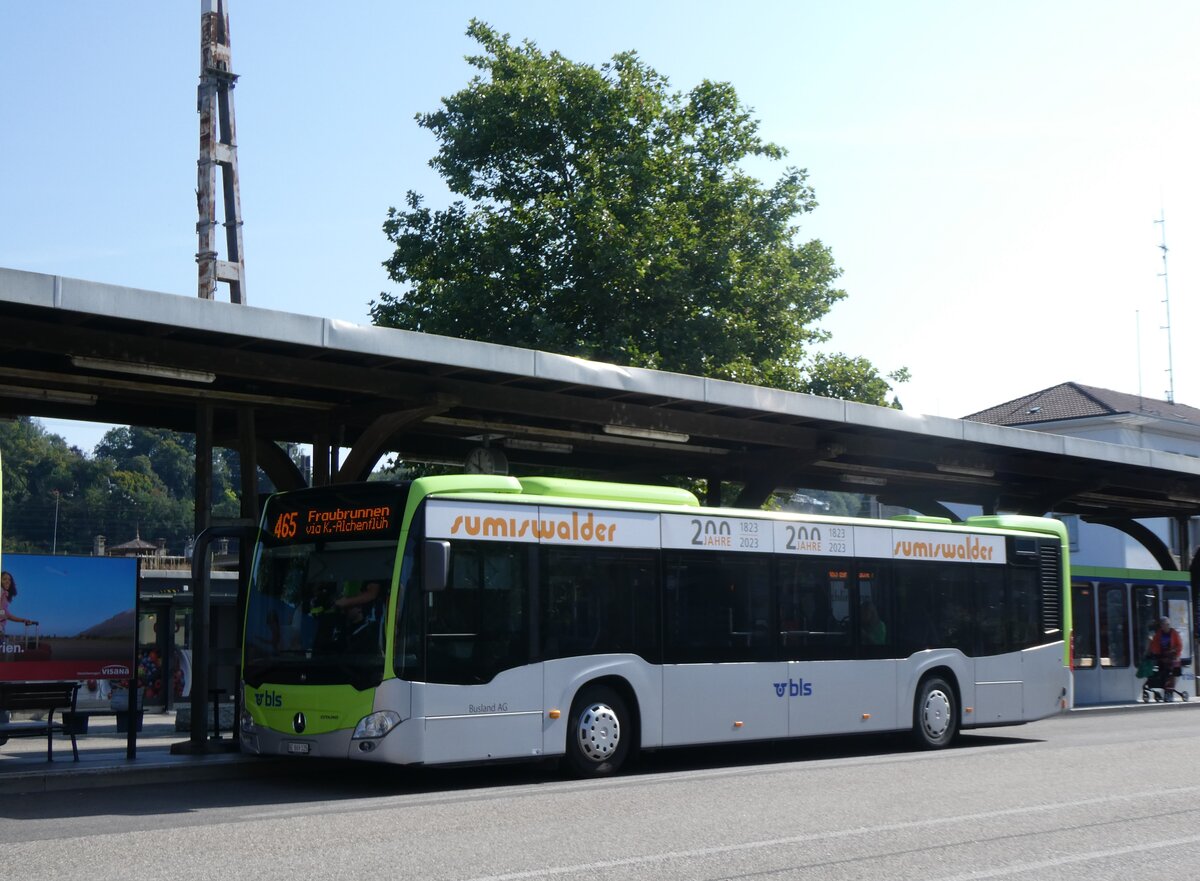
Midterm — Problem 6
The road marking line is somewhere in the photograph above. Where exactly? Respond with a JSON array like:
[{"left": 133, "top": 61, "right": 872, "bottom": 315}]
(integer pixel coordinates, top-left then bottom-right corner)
[
  {"left": 459, "top": 784, "right": 1200, "bottom": 881},
  {"left": 931, "top": 834, "right": 1200, "bottom": 880}
]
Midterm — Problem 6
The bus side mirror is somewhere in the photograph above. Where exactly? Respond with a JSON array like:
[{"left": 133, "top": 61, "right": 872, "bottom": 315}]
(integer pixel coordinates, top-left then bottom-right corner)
[{"left": 423, "top": 540, "right": 450, "bottom": 592}]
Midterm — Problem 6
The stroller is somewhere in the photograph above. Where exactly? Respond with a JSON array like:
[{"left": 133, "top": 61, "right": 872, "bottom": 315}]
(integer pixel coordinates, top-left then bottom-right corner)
[{"left": 1138, "top": 656, "right": 1190, "bottom": 703}]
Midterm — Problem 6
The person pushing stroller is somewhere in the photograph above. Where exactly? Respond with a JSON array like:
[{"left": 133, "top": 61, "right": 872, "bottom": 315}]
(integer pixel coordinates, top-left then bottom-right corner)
[{"left": 1143, "top": 616, "right": 1185, "bottom": 702}]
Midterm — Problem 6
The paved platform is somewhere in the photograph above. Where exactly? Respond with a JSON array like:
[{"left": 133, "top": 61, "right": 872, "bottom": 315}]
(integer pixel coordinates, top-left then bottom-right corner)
[
  {"left": 0, "top": 700, "right": 1194, "bottom": 795},
  {"left": 0, "top": 709, "right": 279, "bottom": 795}
]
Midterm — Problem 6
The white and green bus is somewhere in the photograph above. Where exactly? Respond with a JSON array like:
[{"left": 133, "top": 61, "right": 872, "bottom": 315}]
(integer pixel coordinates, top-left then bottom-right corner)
[
  {"left": 1070, "top": 565, "right": 1192, "bottom": 704},
  {"left": 239, "top": 475, "right": 1071, "bottom": 776}
]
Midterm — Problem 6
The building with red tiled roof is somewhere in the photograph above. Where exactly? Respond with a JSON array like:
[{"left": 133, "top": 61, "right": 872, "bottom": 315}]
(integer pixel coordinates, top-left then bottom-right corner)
[
  {"left": 966, "top": 383, "right": 1200, "bottom": 451},
  {"left": 968, "top": 382, "right": 1200, "bottom": 707},
  {"left": 966, "top": 382, "right": 1200, "bottom": 569}
]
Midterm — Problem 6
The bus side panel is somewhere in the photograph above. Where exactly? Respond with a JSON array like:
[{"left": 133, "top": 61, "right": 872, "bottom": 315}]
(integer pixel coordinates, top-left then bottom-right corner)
[
  {"left": 973, "top": 652, "right": 1023, "bottom": 723},
  {"left": 1022, "top": 643, "right": 1070, "bottom": 721},
  {"left": 543, "top": 656, "right": 662, "bottom": 756},
  {"left": 662, "top": 663, "right": 788, "bottom": 746},
  {"left": 788, "top": 660, "right": 899, "bottom": 736},
  {"left": 418, "top": 665, "right": 545, "bottom": 765}
]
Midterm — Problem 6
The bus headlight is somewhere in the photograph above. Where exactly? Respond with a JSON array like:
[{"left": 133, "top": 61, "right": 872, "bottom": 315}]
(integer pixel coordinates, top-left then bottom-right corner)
[
  {"left": 240, "top": 709, "right": 258, "bottom": 735},
  {"left": 352, "top": 710, "right": 402, "bottom": 740}
]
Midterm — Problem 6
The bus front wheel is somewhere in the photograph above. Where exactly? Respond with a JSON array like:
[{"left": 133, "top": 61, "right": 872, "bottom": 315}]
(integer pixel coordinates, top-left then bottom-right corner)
[
  {"left": 912, "top": 675, "right": 958, "bottom": 750},
  {"left": 566, "top": 686, "right": 630, "bottom": 777}
]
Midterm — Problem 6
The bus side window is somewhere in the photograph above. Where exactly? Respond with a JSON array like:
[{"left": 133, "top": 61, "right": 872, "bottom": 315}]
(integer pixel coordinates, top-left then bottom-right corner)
[
  {"left": 894, "top": 563, "right": 941, "bottom": 654},
  {"left": 425, "top": 541, "right": 529, "bottom": 685},
  {"left": 540, "top": 547, "right": 663, "bottom": 662},
  {"left": 857, "top": 566, "right": 892, "bottom": 654},
  {"left": 663, "top": 551, "right": 768, "bottom": 663},
  {"left": 1009, "top": 568, "right": 1042, "bottom": 650},
  {"left": 975, "top": 566, "right": 1007, "bottom": 655},
  {"left": 777, "top": 558, "right": 852, "bottom": 660}
]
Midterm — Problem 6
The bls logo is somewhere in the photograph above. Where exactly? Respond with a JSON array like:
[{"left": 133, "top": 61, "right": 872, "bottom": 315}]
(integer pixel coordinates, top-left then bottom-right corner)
[
  {"left": 254, "top": 690, "right": 283, "bottom": 708},
  {"left": 773, "top": 679, "right": 814, "bottom": 698}
]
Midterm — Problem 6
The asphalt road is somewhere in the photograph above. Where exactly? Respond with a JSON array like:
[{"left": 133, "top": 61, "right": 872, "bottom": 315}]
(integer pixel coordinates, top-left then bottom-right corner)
[{"left": 2, "top": 708, "right": 1198, "bottom": 880}]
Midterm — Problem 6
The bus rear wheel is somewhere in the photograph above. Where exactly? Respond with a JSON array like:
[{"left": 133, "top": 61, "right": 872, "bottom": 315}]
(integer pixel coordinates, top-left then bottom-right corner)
[
  {"left": 566, "top": 686, "right": 630, "bottom": 777},
  {"left": 912, "top": 675, "right": 958, "bottom": 750}
]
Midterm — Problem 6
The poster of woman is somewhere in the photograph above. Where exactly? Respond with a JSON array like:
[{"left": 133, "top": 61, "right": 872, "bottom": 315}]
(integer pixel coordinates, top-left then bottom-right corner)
[{"left": 0, "top": 554, "right": 138, "bottom": 683}]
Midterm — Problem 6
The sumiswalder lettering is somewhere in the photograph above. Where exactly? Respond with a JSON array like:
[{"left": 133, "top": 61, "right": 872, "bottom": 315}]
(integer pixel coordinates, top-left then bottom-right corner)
[
  {"left": 893, "top": 535, "right": 995, "bottom": 562},
  {"left": 450, "top": 510, "right": 618, "bottom": 543}
]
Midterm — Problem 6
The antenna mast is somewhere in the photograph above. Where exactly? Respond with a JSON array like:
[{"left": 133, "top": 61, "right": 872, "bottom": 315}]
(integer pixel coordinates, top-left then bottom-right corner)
[
  {"left": 196, "top": 0, "right": 247, "bottom": 303},
  {"left": 1155, "top": 211, "right": 1173, "bottom": 403},
  {"left": 1136, "top": 309, "right": 1143, "bottom": 401}
]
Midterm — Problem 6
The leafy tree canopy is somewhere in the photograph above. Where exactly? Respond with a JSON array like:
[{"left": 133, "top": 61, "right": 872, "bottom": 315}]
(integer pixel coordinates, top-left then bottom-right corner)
[
  {"left": 0, "top": 420, "right": 258, "bottom": 555},
  {"left": 372, "top": 21, "right": 905, "bottom": 404}
]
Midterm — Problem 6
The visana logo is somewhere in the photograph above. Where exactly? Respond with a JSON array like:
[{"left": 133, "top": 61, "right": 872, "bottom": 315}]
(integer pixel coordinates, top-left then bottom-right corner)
[
  {"left": 254, "top": 690, "right": 283, "bottom": 708},
  {"left": 773, "top": 679, "right": 814, "bottom": 697},
  {"left": 101, "top": 664, "right": 129, "bottom": 677}
]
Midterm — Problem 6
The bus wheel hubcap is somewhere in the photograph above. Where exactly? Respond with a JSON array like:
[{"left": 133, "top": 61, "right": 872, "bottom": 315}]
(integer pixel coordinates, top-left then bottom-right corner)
[
  {"left": 578, "top": 702, "right": 620, "bottom": 762},
  {"left": 923, "top": 690, "right": 951, "bottom": 739}
]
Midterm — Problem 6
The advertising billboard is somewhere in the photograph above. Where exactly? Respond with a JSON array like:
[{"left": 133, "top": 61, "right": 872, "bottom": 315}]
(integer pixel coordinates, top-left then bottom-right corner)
[{"left": 0, "top": 553, "right": 138, "bottom": 683}]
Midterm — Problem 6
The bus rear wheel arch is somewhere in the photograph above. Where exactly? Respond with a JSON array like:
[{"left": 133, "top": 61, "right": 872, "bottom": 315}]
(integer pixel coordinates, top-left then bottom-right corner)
[
  {"left": 912, "top": 673, "right": 959, "bottom": 750},
  {"left": 565, "top": 682, "right": 636, "bottom": 777}
]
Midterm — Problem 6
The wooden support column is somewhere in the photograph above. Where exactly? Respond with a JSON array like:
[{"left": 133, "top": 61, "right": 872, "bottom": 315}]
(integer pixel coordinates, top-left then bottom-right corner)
[
  {"left": 238, "top": 407, "right": 259, "bottom": 523},
  {"left": 195, "top": 404, "right": 213, "bottom": 536},
  {"left": 1175, "top": 516, "right": 1192, "bottom": 570},
  {"left": 234, "top": 408, "right": 258, "bottom": 745},
  {"left": 313, "top": 432, "right": 331, "bottom": 487},
  {"left": 191, "top": 403, "right": 214, "bottom": 749}
]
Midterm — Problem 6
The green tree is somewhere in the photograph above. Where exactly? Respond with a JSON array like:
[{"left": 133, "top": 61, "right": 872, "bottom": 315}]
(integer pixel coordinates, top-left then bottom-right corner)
[
  {"left": 0, "top": 417, "right": 83, "bottom": 552},
  {"left": 95, "top": 427, "right": 194, "bottom": 499},
  {"left": 802, "top": 355, "right": 911, "bottom": 408},
  {"left": 373, "top": 21, "right": 905, "bottom": 404},
  {"left": 1, "top": 420, "right": 283, "bottom": 555}
]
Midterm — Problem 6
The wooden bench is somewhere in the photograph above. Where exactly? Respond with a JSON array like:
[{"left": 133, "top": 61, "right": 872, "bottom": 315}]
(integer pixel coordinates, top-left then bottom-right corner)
[{"left": 0, "top": 680, "right": 80, "bottom": 761}]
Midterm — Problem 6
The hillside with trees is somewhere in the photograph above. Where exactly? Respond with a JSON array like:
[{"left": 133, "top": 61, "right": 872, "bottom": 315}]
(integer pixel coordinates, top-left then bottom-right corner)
[{"left": 0, "top": 418, "right": 243, "bottom": 555}]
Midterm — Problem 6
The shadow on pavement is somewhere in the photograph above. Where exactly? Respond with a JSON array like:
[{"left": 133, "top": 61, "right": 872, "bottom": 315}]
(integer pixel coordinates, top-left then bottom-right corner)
[{"left": 0, "top": 722, "right": 1043, "bottom": 822}]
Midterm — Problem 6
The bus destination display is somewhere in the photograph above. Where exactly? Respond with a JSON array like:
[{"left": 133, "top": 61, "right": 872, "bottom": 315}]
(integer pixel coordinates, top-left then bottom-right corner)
[{"left": 265, "top": 495, "right": 402, "bottom": 544}]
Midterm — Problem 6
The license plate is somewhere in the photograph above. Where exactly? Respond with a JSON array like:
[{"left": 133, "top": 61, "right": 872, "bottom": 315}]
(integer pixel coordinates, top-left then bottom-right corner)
[{"left": 286, "top": 742, "right": 311, "bottom": 755}]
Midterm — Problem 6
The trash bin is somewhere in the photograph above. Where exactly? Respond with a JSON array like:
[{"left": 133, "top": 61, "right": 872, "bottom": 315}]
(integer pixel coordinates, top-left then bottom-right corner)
[
  {"left": 115, "top": 711, "right": 143, "bottom": 733},
  {"left": 111, "top": 687, "right": 144, "bottom": 731},
  {"left": 109, "top": 687, "right": 144, "bottom": 712}
]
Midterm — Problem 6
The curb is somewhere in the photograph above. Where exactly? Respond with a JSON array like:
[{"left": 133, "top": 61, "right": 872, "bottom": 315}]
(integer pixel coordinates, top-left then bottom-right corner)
[
  {"left": 0, "top": 753, "right": 290, "bottom": 796},
  {"left": 1069, "top": 699, "right": 1200, "bottom": 717}
]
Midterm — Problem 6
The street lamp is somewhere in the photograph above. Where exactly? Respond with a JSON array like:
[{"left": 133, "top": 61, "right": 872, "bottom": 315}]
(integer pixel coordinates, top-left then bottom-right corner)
[{"left": 51, "top": 490, "right": 60, "bottom": 555}]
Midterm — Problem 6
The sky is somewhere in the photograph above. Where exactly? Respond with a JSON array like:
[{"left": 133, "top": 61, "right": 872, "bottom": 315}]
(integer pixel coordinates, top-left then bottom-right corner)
[
  {"left": 3, "top": 2, "right": 1199, "bottom": 453},
  {"left": 4, "top": 553, "right": 136, "bottom": 637}
]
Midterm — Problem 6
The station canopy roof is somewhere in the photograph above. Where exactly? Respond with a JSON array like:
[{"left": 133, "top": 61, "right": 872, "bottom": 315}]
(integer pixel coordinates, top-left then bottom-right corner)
[{"left": 4, "top": 267, "right": 1200, "bottom": 520}]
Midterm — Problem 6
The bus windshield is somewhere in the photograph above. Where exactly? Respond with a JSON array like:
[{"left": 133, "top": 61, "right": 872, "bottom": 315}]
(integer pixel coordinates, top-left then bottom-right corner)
[{"left": 243, "top": 483, "right": 409, "bottom": 690}]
